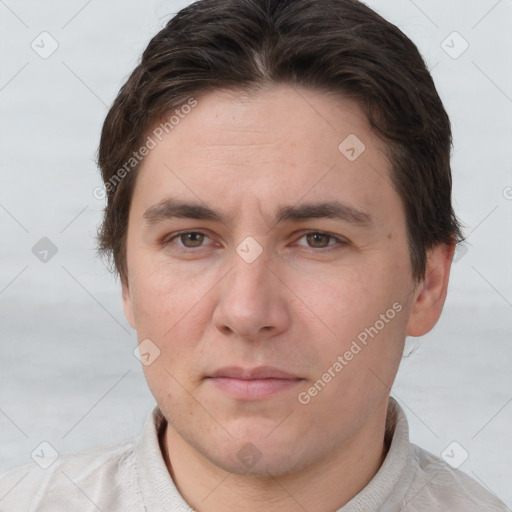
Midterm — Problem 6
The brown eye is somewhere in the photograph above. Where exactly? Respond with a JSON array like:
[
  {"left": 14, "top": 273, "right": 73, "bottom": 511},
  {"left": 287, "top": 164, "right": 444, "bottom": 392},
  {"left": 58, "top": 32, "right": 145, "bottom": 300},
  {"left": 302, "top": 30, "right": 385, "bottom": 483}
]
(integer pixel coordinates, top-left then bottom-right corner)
[
  {"left": 306, "top": 232, "right": 333, "bottom": 248},
  {"left": 294, "top": 231, "right": 348, "bottom": 251},
  {"left": 179, "top": 232, "right": 205, "bottom": 248},
  {"left": 162, "top": 231, "right": 211, "bottom": 251}
]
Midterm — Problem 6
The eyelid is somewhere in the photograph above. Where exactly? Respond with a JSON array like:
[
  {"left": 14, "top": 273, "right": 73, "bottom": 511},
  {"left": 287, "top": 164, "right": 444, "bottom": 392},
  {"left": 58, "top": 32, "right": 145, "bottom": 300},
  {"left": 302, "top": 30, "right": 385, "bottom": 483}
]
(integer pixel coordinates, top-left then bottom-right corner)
[
  {"left": 293, "top": 231, "right": 348, "bottom": 248},
  {"left": 161, "top": 230, "right": 213, "bottom": 249}
]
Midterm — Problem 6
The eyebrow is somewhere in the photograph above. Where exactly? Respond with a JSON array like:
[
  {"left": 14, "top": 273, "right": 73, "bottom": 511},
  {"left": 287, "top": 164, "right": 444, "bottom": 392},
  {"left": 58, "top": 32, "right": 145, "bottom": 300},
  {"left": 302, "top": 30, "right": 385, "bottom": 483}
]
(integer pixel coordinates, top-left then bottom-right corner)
[{"left": 143, "top": 198, "right": 374, "bottom": 228}]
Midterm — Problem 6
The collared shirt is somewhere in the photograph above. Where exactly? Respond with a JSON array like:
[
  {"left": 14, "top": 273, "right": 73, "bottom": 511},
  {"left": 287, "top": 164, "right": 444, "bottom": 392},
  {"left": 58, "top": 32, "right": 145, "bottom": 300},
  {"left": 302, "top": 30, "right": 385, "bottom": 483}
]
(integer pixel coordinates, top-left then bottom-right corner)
[{"left": 0, "top": 398, "right": 509, "bottom": 511}]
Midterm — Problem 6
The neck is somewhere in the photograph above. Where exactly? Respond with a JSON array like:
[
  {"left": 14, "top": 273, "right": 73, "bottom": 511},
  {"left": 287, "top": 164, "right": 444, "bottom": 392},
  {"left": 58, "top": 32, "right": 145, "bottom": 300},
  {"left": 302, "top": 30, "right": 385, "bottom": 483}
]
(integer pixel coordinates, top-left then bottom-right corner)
[{"left": 159, "top": 400, "right": 390, "bottom": 512}]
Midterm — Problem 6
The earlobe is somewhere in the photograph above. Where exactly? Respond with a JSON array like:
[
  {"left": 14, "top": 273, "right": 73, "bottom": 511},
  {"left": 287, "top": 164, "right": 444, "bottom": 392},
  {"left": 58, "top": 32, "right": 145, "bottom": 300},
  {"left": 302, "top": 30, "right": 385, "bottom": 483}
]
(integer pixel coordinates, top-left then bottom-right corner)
[
  {"left": 406, "top": 243, "right": 455, "bottom": 337},
  {"left": 122, "top": 282, "right": 136, "bottom": 330}
]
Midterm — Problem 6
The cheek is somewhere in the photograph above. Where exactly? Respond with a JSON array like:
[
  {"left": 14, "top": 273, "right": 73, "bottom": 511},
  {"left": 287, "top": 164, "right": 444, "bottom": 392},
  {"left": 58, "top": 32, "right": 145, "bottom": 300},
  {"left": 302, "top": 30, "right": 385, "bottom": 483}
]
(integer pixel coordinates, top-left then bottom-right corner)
[
  {"left": 129, "top": 260, "right": 218, "bottom": 367},
  {"left": 132, "top": 272, "right": 208, "bottom": 397},
  {"left": 304, "top": 263, "right": 393, "bottom": 338},
  {"left": 299, "top": 258, "right": 408, "bottom": 381},
  {"left": 129, "top": 258, "right": 210, "bottom": 332}
]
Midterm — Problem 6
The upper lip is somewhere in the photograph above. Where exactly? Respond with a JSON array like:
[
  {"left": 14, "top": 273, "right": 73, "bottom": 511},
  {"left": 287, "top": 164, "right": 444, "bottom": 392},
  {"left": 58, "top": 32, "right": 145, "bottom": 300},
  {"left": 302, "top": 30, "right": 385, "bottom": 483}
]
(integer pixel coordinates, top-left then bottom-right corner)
[{"left": 208, "top": 366, "right": 301, "bottom": 380}]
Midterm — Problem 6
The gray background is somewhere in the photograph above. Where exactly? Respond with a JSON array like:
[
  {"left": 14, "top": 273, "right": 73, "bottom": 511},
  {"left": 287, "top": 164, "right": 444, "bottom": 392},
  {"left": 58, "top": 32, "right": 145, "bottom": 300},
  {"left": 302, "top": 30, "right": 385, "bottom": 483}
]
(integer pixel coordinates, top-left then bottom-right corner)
[{"left": 1, "top": 0, "right": 511, "bottom": 507}]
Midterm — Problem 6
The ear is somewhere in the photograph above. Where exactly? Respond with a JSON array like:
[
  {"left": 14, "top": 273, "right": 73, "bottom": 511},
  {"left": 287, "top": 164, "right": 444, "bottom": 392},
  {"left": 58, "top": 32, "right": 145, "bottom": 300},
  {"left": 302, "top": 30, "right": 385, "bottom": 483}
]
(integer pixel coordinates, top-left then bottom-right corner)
[
  {"left": 122, "top": 281, "right": 136, "bottom": 330},
  {"left": 406, "top": 243, "right": 455, "bottom": 337}
]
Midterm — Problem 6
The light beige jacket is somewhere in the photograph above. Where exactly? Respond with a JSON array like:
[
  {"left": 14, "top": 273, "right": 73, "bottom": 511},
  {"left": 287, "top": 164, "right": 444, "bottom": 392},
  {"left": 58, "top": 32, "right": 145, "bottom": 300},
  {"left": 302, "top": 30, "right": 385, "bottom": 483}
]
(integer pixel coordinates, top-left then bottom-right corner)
[{"left": 1, "top": 399, "right": 509, "bottom": 511}]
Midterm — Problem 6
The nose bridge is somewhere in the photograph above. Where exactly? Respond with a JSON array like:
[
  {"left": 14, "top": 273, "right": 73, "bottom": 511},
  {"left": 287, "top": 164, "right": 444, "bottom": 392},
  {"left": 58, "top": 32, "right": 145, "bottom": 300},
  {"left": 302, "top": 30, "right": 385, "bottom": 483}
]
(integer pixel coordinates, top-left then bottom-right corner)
[
  {"left": 229, "top": 237, "right": 271, "bottom": 304},
  {"left": 226, "top": 191, "right": 284, "bottom": 301}
]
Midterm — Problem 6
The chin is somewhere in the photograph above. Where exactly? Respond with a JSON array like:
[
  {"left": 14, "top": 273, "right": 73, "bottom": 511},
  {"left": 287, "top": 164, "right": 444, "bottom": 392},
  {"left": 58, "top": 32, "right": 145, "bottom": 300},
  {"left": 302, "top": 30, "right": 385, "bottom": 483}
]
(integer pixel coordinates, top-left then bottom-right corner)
[{"left": 211, "top": 443, "right": 308, "bottom": 478}]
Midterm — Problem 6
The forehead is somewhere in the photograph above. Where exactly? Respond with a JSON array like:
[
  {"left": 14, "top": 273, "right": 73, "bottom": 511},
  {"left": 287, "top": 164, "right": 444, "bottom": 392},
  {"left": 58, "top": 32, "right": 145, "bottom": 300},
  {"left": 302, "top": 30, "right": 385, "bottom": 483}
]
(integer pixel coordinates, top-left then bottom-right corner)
[
  {"left": 132, "top": 84, "right": 400, "bottom": 230},
  {"left": 162, "top": 85, "right": 377, "bottom": 163}
]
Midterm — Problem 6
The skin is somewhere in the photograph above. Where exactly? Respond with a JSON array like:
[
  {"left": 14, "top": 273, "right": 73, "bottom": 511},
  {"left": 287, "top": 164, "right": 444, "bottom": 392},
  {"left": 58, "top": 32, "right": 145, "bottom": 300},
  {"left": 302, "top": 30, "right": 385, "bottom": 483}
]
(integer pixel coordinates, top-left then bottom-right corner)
[{"left": 122, "top": 84, "right": 455, "bottom": 512}]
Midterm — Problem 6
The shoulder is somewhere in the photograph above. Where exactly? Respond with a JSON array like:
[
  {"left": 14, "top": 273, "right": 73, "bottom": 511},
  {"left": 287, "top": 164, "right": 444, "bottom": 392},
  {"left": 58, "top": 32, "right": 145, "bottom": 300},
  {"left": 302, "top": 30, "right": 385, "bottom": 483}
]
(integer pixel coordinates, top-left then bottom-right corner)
[
  {"left": 0, "top": 438, "right": 143, "bottom": 511},
  {"left": 402, "top": 443, "right": 510, "bottom": 511}
]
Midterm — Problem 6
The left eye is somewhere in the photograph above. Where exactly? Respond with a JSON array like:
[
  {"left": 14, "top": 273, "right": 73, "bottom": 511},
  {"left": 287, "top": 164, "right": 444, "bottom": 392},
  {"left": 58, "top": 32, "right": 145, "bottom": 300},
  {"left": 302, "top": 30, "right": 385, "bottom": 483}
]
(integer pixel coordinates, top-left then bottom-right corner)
[
  {"left": 163, "top": 231, "right": 346, "bottom": 251},
  {"left": 295, "top": 232, "right": 345, "bottom": 249}
]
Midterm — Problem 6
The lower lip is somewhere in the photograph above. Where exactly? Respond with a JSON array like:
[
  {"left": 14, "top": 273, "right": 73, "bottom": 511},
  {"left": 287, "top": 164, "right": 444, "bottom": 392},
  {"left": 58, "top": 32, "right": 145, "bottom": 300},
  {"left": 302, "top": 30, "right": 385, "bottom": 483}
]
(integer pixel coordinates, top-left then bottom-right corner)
[{"left": 207, "top": 377, "right": 302, "bottom": 400}]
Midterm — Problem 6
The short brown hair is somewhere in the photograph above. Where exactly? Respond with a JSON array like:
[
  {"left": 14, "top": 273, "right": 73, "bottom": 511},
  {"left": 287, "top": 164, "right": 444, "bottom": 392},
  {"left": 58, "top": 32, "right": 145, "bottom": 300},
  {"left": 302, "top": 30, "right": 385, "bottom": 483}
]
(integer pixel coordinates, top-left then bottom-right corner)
[{"left": 97, "top": 0, "right": 465, "bottom": 286}]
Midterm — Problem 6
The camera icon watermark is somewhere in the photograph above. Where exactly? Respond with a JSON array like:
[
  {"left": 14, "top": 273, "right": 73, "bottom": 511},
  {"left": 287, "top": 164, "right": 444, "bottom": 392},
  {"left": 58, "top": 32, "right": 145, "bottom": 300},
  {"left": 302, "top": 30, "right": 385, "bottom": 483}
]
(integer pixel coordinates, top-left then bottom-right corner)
[
  {"left": 31, "top": 31, "right": 59, "bottom": 60},
  {"left": 134, "top": 338, "right": 161, "bottom": 366},
  {"left": 338, "top": 134, "right": 366, "bottom": 162},
  {"left": 441, "top": 32, "right": 469, "bottom": 60},
  {"left": 452, "top": 243, "right": 468, "bottom": 264},
  {"left": 441, "top": 441, "right": 469, "bottom": 469},
  {"left": 503, "top": 186, "right": 512, "bottom": 201},
  {"left": 237, "top": 442, "right": 262, "bottom": 468},
  {"left": 236, "top": 236, "right": 263, "bottom": 264},
  {"left": 32, "top": 237, "right": 58, "bottom": 263},
  {"left": 31, "top": 441, "right": 59, "bottom": 469}
]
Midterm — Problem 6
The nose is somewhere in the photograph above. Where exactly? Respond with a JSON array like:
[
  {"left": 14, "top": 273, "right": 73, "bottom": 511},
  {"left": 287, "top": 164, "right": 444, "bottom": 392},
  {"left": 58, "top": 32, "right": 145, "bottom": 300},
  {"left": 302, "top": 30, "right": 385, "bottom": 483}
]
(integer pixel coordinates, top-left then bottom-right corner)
[{"left": 212, "top": 244, "right": 291, "bottom": 342}]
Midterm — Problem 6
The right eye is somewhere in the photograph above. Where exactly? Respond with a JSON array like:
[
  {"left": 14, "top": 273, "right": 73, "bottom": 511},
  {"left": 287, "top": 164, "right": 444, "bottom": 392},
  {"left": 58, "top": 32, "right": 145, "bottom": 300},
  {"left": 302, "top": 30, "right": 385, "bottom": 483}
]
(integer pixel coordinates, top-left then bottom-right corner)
[{"left": 162, "top": 231, "right": 213, "bottom": 252}]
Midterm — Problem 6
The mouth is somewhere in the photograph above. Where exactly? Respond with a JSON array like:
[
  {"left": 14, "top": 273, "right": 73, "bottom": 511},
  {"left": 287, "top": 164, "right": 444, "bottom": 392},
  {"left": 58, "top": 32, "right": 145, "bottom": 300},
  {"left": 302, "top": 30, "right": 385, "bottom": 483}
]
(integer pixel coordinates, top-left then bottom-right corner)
[{"left": 205, "top": 366, "right": 304, "bottom": 400}]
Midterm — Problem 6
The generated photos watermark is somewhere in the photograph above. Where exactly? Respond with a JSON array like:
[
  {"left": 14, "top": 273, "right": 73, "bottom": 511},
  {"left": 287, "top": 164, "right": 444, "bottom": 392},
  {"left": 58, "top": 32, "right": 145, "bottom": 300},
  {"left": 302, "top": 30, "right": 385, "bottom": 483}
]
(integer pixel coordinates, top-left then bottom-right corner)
[
  {"left": 93, "top": 97, "right": 198, "bottom": 200},
  {"left": 298, "top": 301, "right": 403, "bottom": 405}
]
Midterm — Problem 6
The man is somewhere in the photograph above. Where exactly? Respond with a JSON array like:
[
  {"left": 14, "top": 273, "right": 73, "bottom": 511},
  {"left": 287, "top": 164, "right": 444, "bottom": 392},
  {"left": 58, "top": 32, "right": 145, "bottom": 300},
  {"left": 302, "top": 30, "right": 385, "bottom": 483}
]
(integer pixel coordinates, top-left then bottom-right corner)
[{"left": 1, "top": 0, "right": 509, "bottom": 510}]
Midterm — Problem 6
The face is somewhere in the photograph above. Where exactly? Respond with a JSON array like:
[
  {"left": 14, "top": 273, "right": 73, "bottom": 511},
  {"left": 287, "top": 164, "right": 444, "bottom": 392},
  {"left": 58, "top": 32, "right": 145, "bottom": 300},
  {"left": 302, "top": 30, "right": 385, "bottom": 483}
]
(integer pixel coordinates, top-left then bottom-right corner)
[{"left": 122, "top": 84, "right": 446, "bottom": 477}]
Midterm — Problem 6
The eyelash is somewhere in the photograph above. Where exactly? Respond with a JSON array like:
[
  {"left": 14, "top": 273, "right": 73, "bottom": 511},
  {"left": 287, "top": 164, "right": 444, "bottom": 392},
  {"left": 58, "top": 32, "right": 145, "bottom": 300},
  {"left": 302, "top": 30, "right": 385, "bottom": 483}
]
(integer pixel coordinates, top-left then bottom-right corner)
[{"left": 161, "top": 230, "right": 348, "bottom": 253}]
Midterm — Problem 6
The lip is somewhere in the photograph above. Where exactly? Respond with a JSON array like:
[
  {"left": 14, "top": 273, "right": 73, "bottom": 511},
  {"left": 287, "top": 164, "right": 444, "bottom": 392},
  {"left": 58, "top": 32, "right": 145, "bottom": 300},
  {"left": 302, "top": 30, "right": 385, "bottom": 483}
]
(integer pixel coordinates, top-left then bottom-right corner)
[
  {"left": 207, "top": 366, "right": 300, "bottom": 380},
  {"left": 206, "top": 366, "right": 303, "bottom": 400}
]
